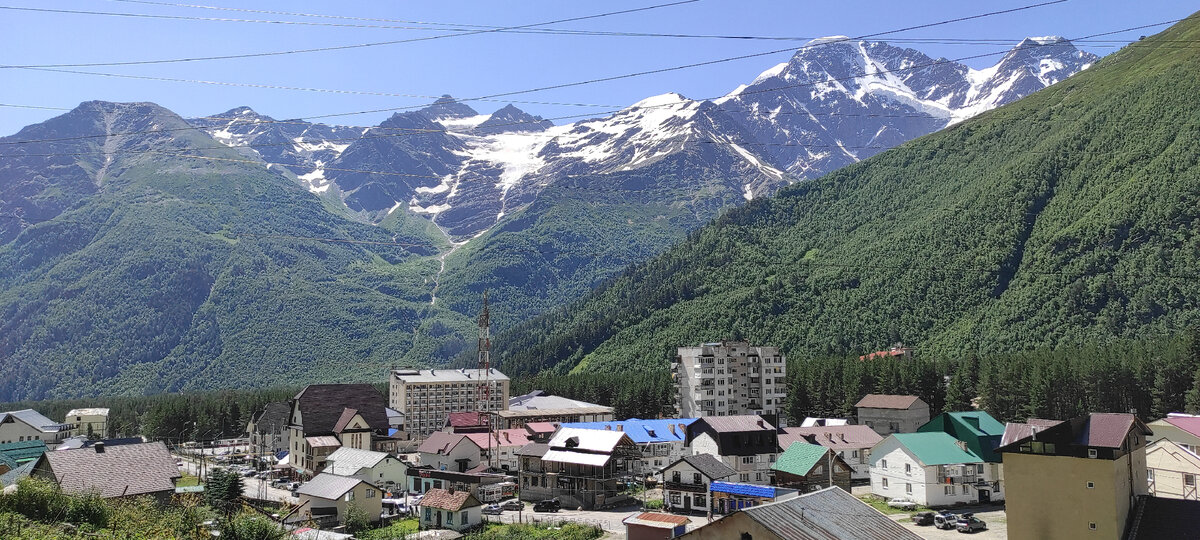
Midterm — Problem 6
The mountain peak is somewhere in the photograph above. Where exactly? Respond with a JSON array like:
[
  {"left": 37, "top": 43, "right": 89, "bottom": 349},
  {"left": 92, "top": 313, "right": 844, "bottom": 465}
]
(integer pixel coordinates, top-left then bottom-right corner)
[
  {"left": 804, "top": 35, "right": 853, "bottom": 47},
  {"left": 474, "top": 103, "right": 553, "bottom": 134},
  {"left": 1019, "top": 35, "right": 1069, "bottom": 46},
  {"left": 631, "top": 92, "right": 690, "bottom": 109},
  {"left": 423, "top": 94, "right": 478, "bottom": 119}
]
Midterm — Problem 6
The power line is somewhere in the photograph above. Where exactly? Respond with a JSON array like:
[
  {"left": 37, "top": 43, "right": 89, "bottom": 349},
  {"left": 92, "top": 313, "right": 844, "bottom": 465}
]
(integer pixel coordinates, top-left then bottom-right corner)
[{"left": 0, "top": 1, "right": 699, "bottom": 69}]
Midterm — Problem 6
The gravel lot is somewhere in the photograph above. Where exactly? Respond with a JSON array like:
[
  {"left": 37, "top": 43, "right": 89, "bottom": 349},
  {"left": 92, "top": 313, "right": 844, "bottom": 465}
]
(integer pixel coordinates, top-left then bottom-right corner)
[{"left": 893, "top": 504, "right": 1008, "bottom": 540}]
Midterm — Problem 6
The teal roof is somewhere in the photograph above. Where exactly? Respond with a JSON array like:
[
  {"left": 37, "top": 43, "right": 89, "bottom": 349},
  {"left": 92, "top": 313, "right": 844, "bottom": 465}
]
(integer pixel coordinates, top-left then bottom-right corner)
[
  {"left": 892, "top": 432, "right": 983, "bottom": 466},
  {"left": 917, "top": 411, "right": 1005, "bottom": 462},
  {"left": 0, "top": 440, "right": 47, "bottom": 464},
  {"left": 772, "top": 442, "right": 829, "bottom": 476}
]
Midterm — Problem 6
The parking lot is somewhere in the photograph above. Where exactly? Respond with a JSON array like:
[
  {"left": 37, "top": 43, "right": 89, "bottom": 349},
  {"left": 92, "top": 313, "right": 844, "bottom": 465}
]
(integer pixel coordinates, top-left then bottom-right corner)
[{"left": 894, "top": 505, "right": 1008, "bottom": 539}]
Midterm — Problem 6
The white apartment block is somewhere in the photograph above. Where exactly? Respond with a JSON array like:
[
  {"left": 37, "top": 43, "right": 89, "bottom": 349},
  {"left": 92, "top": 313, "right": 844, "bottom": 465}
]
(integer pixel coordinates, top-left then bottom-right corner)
[
  {"left": 389, "top": 369, "right": 511, "bottom": 438},
  {"left": 674, "top": 342, "right": 787, "bottom": 421}
]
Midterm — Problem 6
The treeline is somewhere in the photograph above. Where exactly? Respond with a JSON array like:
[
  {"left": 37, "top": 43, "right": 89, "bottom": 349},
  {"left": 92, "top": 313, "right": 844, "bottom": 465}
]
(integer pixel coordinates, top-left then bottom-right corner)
[
  {"left": 510, "top": 371, "right": 675, "bottom": 420},
  {"left": 785, "top": 354, "right": 946, "bottom": 421}
]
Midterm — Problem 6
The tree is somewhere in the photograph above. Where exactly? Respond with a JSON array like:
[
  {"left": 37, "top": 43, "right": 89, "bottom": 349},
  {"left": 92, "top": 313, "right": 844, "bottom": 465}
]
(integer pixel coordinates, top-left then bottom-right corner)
[
  {"left": 344, "top": 502, "right": 371, "bottom": 534},
  {"left": 204, "top": 468, "right": 244, "bottom": 516}
]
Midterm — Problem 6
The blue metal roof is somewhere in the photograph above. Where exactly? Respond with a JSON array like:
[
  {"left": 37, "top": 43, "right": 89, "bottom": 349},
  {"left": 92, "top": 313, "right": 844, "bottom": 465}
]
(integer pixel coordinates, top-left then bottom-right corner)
[
  {"left": 710, "top": 481, "right": 776, "bottom": 498},
  {"left": 559, "top": 418, "right": 698, "bottom": 444}
]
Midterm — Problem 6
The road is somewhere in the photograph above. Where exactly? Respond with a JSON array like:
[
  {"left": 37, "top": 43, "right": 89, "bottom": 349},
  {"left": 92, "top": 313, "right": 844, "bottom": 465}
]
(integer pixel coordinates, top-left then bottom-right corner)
[
  {"left": 483, "top": 500, "right": 712, "bottom": 535},
  {"left": 176, "top": 454, "right": 297, "bottom": 504},
  {"left": 894, "top": 505, "right": 1008, "bottom": 540}
]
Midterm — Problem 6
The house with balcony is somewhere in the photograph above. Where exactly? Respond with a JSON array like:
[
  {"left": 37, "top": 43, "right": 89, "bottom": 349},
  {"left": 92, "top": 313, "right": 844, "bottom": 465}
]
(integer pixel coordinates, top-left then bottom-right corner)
[
  {"left": 1145, "top": 438, "right": 1200, "bottom": 500},
  {"left": 869, "top": 432, "right": 1000, "bottom": 506},
  {"left": 686, "top": 415, "right": 778, "bottom": 485},
  {"left": 561, "top": 418, "right": 696, "bottom": 475},
  {"left": 287, "top": 384, "right": 394, "bottom": 478},
  {"left": 660, "top": 453, "right": 736, "bottom": 514},
  {"left": 771, "top": 442, "right": 853, "bottom": 493},
  {"left": 515, "top": 427, "right": 641, "bottom": 509},
  {"left": 777, "top": 425, "right": 882, "bottom": 480},
  {"left": 916, "top": 410, "right": 1006, "bottom": 501}
]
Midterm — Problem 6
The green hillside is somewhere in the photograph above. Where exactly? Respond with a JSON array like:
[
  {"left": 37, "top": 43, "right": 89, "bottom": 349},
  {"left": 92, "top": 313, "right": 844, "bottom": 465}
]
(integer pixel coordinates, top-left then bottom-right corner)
[
  {"left": 0, "top": 102, "right": 472, "bottom": 401},
  {"left": 491, "top": 15, "right": 1200, "bottom": 376}
]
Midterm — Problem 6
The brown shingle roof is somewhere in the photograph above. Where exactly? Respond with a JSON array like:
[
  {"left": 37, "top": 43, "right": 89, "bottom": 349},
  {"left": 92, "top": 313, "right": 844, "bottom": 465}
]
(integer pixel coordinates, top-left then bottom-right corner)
[
  {"left": 779, "top": 425, "right": 883, "bottom": 451},
  {"left": 420, "top": 488, "right": 481, "bottom": 511},
  {"left": 695, "top": 415, "right": 775, "bottom": 433},
  {"left": 1078, "top": 413, "right": 1147, "bottom": 448},
  {"left": 38, "top": 441, "right": 179, "bottom": 498},
  {"left": 854, "top": 394, "right": 923, "bottom": 410},
  {"left": 333, "top": 408, "right": 361, "bottom": 433},
  {"left": 293, "top": 384, "right": 388, "bottom": 435},
  {"left": 999, "top": 419, "right": 1064, "bottom": 447}
]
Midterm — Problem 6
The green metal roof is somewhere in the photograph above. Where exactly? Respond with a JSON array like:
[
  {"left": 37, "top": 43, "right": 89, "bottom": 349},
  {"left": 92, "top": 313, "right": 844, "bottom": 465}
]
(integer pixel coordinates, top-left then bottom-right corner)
[
  {"left": 771, "top": 442, "right": 829, "bottom": 476},
  {"left": 917, "top": 411, "right": 1005, "bottom": 462},
  {"left": 892, "top": 432, "right": 983, "bottom": 466},
  {"left": 0, "top": 440, "right": 47, "bottom": 464},
  {"left": 945, "top": 412, "right": 1005, "bottom": 436}
]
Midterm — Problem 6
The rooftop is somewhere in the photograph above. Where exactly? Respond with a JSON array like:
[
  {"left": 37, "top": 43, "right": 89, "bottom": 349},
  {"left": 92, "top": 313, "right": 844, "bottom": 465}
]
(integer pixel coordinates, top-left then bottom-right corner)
[
  {"left": 509, "top": 390, "right": 608, "bottom": 411},
  {"left": 854, "top": 394, "right": 924, "bottom": 410},
  {"left": 1126, "top": 495, "right": 1200, "bottom": 540},
  {"left": 65, "top": 408, "right": 110, "bottom": 417},
  {"left": 296, "top": 473, "right": 371, "bottom": 500},
  {"left": 560, "top": 418, "right": 696, "bottom": 444},
  {"left": 772, "top": 442, "right": 832, "bottom": 476},
  {"left": 623, "top": 512, "right": 690, "bottom": 529},
  {"left": 891, "top": 432, "right": 984, "bottom": 466},
  {"left": 292, "top": 384, "right": 389, "bottom": 436},
  {"left": 709, "top": 481, "right": 777, "bottom": 498},
  {"left": 1161, "top": 415, "right": 1200, "bottom": 438},
  {"left": 419, "top": 488, "right": 481, "bottom": 511},
  {"left": 667, "top": 453, "right": 737, "bottom": 480},
  {"left": 740, "top": 487, "right": 923, "bottom": 540},
  {"left": 693, "top": 415, "right": 775, "bottom": 433},
  {"left": 0, "top": 409, "right": 71, "bottom": 433},
  {"left": 250, "top": 402, "right": 291, "bottom": 432},
  {"left": 391, "top": 368, "right": 510, "bottom": 383},
  {"left": 999, "top": 419, "right": 1064, "bottom": 447},
  {"left": 778, "top": 425, "right": 882, "bottom": 451},
  {"left": 38, "top": 441, "right": 180, "bottom": 498},
  {"left": 324, "top": 447, "right": 393, "bottom": 476},
  {"left": 0, "top": 440, "right": 48, "bottom": 464}
]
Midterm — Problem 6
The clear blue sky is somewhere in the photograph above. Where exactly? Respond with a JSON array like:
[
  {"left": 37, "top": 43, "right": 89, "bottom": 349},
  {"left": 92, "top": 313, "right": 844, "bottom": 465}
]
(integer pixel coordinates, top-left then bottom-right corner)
[{"left": 1, "top": 0, "right": 1195, "bottom": 135}]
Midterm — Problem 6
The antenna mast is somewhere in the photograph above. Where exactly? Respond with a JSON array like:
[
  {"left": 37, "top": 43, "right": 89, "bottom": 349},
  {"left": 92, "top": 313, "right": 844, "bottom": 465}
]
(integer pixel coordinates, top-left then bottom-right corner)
[{"left": 476, "top": 291, "right": 494, "bottom": 467}]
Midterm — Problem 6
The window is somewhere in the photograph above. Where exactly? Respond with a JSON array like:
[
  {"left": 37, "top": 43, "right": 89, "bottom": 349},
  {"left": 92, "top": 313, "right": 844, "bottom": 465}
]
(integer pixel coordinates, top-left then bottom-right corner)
[
  {"left": 694, "top": 494, "right": 706, "bottom": 507},
  {"left": 1088, "top": 449, "right": 1098, "bottom": 459},
  {"left": 669, "top": 493, "right": 682, "bottom": 505},
  {"left": 906, "top": 483, "right": 912, "bottom": 494},
  {"left": 346, "top": 491, "right": 355, "bottom": 502},
  {"left": 944, "top": 485, "right": 955, "bottom": 495},
  {"left": 425, "top": 508, "right": 432, "bottom": 521},
  {"left": 881, "top": 478, "right": 889, "bottom": 488},
  {"left": 881, "top": 459, "right": 888, "bottom": 469},
  {"left": 904, "top": 464, "right": 911, "bottom": 474},
  {"left": 756, "top": 473, "right": 762, "bottom": 481},
  {"left": 851, "top": 450, "right": 859, "bottom": 458},
  {"left": 366, "top": 489, "right": 375, "bottom": 498},
  {"left": 1086, "top": 482, "right": 1095, "bottom": 489},
  {"left": 461, "top": 511, "right": 468, "bottom": 524},
  {"left": 1148, "top": 470, "right": 1155, "bottom": 482},
  {"left": 447, "top": 511, "right": 454, "bottom": 525},
  {"left": 673, "top": 471, "right": 681, "bottom": 483},
  {"left": 1089, "top": 523, "right": 1097, "bottom": 530},
  {"left": 889, "top": 422, "right": 900, "bottom": 433},
  {"left": 1187, "top": 475, "right": 1196, "bottom": 487},
  {"left": 740, "top": 473, "right": 750, "bottom": 482},
  {"left": 814, "top": 465, "right": 824, "bottom": 475},
  {"left": 693, "top": 473, "right": 702, "bottom": 484}
]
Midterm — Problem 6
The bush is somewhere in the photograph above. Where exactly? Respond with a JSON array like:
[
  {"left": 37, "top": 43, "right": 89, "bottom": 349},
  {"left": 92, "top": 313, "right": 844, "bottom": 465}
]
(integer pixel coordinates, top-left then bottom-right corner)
[
  {"left": 220, "top": 509, "right": 288, "bottom": 540},
  {"left": 344, "top": 502, "right": 372, "bottom": 534}
]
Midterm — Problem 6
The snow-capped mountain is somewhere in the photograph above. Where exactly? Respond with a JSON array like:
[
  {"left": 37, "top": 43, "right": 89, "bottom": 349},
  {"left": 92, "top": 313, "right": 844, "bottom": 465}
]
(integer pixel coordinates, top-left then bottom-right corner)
[{"left": 191, "top": 37, "right": 1096, "bottom": 240}]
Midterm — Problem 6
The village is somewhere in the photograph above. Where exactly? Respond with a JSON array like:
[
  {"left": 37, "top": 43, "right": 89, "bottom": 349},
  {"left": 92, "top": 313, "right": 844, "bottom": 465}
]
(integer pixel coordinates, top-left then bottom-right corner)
[{"left": 2, "top": 341, "right": 1198, "bottom": 539}]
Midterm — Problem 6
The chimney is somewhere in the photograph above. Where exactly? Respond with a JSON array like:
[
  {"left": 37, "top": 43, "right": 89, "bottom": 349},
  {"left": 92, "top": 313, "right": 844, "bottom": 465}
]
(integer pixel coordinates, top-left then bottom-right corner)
[
  {"left": 605, "top": 425, "right": 611, "bottom": 431},
  {"left": 955, "top": 440, "right": 968, "bottom": 452},
  {"left": 826, "top": 433, "right": 835, "bottom": 441},
  {"left": 669, "top": 424, "right": 677, "bottom": 435},
  {"left": 1031, "top": 426, "right": 1039, "bottom": 441},
  {"left": 839, "top": 434, "right": 848, "bottom": 443},
  {"left": 617, "top": 425, "right": 623, "bottom": 432},
  {"left": 93, "top": 442, "right": 105, "bottom": 453},
  {"left": 757, "top": 420, "right": 764, "bottom": 428},
  {"left": 502, "top": 432, "right": 510, "bottom": 443}
]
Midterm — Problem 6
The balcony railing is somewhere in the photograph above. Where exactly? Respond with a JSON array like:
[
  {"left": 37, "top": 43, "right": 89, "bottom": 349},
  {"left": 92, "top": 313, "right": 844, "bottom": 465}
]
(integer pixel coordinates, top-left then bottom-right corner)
[{"left": 664, "top": 481, "right": 708, "bottom": 493}]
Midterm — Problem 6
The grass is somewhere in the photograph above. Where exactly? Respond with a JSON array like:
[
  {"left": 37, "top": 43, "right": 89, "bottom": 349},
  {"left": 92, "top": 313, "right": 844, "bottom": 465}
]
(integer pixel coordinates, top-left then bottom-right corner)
[
  {"left": 177, "top": 473, "right": 201, "bottom": 487},
  {"left": 465, "top": 522, "right": 604, "bottom": 539},
  {"left": 858, "top": 495, "right": 932, "bottom": 515},
  {"left": 358, "top": 517, "right": 418, "bottom": 540}
]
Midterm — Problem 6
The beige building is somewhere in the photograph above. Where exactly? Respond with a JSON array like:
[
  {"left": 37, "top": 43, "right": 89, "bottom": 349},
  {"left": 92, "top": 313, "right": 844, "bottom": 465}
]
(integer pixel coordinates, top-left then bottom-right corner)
[
  {"left": 0, "top": 409, "right": 73, "bottom": 447},
  {"left": 998, "top": 413, "right": 1152, "bottom": 540},
  {"left": 1145, "top": 439, "right": 1200, "bottom": 500},
  {"left": 287, "top": 384, "right": 393, "bottom": 478},
  {"left": 674, "top": 342, "right": 786, "bottom": 421},
  {"left": 677, "top": 486, "right": 921, "bottom": 540},
  {"left": 389, "top": 369, "right": 510, "bottom": 438},
  {"left": 296, "top": 473, "right": 383, "bottom": 527},
  {"left": 65, "top": 408, "right": 109, "bottom": 439},
  {"left": 1147, "top": 415, "right": 1200, "bottom": 454},
  {"left": 854, "top": 394, "right": 929, "bottom": 436}
]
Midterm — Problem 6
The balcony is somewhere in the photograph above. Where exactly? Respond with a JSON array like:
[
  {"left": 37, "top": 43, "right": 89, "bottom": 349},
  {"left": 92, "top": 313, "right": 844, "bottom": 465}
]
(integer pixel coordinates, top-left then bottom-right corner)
[{"left": 664, "top": 481, "right": 707, "bottom": 493}]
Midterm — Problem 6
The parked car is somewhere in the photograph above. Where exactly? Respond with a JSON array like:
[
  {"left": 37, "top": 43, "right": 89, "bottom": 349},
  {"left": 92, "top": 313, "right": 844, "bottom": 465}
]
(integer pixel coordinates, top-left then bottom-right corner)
[
  {"left": 957, "top": 515, "right": 987, "bottom": 533},
  {"left": 500, "top": 500, "right": 524, "bottom": 511},
  {"left": 912, "top": 511, "right": 935, "bottom": 526},
  {"left": 886, "top": 497, "right": 917, "bottom": 510},
  {"left": 533, "top": 498, "right": 560, "bottom": 513},
  {"left": 481, "top": 505, "right": 503, "bottom": 515},
  {"left": 934, "top": 512, "right": 959, "bottom": 530}
]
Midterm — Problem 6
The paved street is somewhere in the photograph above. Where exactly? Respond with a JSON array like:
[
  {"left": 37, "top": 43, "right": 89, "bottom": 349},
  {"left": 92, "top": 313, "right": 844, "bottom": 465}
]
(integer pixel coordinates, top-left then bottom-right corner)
[
  {"left": 176, "top": 454, "right": 297, "bottom": 504},
  {"left": 483, "top": 500, "right": 716, "bottom": 535},
  {"left": 892, "top": 504, "right": 1008, "bottom": 540}
]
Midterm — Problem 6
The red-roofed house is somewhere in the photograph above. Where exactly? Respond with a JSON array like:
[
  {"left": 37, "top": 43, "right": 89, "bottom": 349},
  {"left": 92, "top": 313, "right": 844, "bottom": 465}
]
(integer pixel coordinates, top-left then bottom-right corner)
[
  {"left": 854, "top": 394, "right": 929, "bottom": 436},
  {"left": 858, "top": 344, "right": 914, "bottom": 361},
  {"left": 418, "top": 487, "right": 483, "bottom": 532},
  {"left": 1148, "top": 414, "right": 1200, "bottom": 455},
  {"left": 624, "top": 512, "right": 690, "bottom": 540}
]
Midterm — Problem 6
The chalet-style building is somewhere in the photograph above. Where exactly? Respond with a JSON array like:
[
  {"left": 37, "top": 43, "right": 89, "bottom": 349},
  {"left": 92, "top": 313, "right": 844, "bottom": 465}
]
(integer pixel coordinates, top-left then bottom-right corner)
[
  {"left": 517, "top": 427, "right": 640, "bottom": 509},
  {"left": 295, "top": 473, "right": 382, "bottom": 527},
  {"left": 854, "top": 394, "right": 930, "bottom": 436},
  {"left": 917, "top": 410, "right": 1006, "bottom": 498},
  {"left": 998, "top": 413, "right": 1152, "bottom": 540},
  {"left": 660, "top": 453, "right": 736, "bottom": 514},
  {"left": 287, "top": 384, "right": 394, "bottom": 478},
  {"left": 771, "top": 442, "right": 853, "bottom": 493},
  {"left": 561, "top": 418, "right": 696, "bottom": 475},
  {"left": 776, "top": 424, "right": 882, "bottom": 480},
  {"left": 686, "top": 415, "right": 778, "bottom": 485}
]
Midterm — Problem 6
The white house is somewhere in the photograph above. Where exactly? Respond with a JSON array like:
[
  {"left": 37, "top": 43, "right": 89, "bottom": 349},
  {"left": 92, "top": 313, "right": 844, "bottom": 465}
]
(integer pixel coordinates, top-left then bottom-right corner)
[
  {"left": 0, "top": 410, "right": 73, "bottom": 447},
  {"left": 869, "top": 432, "right": 1003, "bottom": 506},
  {"left": 295, "top": 473, "right": 383, "bottom": 526},
  {"left": 324, "top": 447, "right": 409, "bottom": 494},
  {"left": 418, "top": 488, "right": 483, "bottom": 532},
  {"left": 418, "top": 432, "right": 484, "bottom": 473}
]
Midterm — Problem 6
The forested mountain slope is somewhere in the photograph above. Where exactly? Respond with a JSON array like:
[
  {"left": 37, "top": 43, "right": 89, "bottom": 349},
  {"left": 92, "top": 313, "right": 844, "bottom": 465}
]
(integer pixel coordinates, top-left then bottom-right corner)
[{"left": 490, "top": 15, "right": 1200, "bottom": 376}]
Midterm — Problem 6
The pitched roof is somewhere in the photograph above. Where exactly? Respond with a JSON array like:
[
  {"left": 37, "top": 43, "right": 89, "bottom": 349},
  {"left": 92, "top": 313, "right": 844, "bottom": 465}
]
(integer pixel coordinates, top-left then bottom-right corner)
[
  {"left": 515, "top": 442, "right": 548, "bottom": 457},
  {"left": 0, "top": 440, "right": 48, "bottom": 464},
  {"left": 1163, "top": 416, "right": 1200, "bottom": 438},
  {"left": 293, "top": 384, "right": 388, "bottom": 435},
  {"left": 999, "top": 419, "right": 1064, "bottom": 447},
  {"left": 524, "top": 422, "right": 559, "bottom": 433},
  {"left": 671, "top": 453, "right": 736, "bottom": 480},
  {"left": 0, "top": 460, "right": 35, "bottom": 487},
  {"left": 250, "top": 402, "right": 291, "bottom": 432},
  {"left": 739, "top": 487, "right": 923, "bottom": 540},
  {"left": 447, "top": 412, "right": 487, "bottom": 429},
  {"left": 854, "top": 395, "right": 923, "bottom": 410},
  {"left": 1078, "top": 413, "right": 1143, "bottom": 448},
  {"left": 778, "top": 425, "right": 882, "bottom": 451},
  {"left": 710, "top": 481, "right": 776, "bottom": 498},
  {"left": 296, "top": 473, "right": 371, "bottom": 500},
  {"left": 693, "top": 415, "right": 774, "bottom": 433},
  {"left": 917, "top": 411, "right": 1007, "bottom": 462},
  {"left": 939, "top": 411, "right": 1006, "bottom": 436},
  {"left": 891, "top": 433, "right": 983, "bottom": 466},
  {"left": 772, "top": 443, "right": 831, "bottom": 476},
  {"left": 333, "top": 408, "right": 364, "bottom": 433},
  {"left": 325, "top": 447, "right": 393, "bottom": 475},
  {"left": 418, "top": 432, "right": 481, "bottom": 455},
  {"left": 419, "top": 488, "right": 481, "bottom": 511},
  {"left": 1125, "top": 496, "right": 1200, "bottom": 540},
  {"left": 542, "top": 428, "right": 634, "bottom": 466},
  {"left": 39, "top": 441, "right": 180, "bottom": 498},
  {"left": 623, "top": 512, "right": 690, "bottom": 528},
  {"left": 509, "top": 391, "right": 609, "bottom": 411},
  {"left": 560, "top": 418, "right": 697, "bottom": 444},
  {"left": 305, "top": 436, "right": 341, "bottom": 448},
  {"left": 0, "top": 409, "right": 69, "bottom": 433}
]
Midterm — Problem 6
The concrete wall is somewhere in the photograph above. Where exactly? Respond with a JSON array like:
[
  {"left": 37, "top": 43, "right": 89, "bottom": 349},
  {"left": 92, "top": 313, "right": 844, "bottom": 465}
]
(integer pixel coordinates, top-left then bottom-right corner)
[
  {"left": 299, "top": 482, "right": 383, "bottom": 525},
  {"left": 678, "top": 509, "right": 781, "bottom": 539},
  {"left": 1004, "top": 452, "right": 1142, "bottom": 540},
  {"left": 858, "top": 404, "right": 930, "bottom": 436}
]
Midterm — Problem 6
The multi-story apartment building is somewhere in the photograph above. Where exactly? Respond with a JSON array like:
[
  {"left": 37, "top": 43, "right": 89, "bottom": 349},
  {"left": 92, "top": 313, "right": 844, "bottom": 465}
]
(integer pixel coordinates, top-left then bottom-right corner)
[
  {"left": 673, "top": 342, "right": 786, "bottom": 422},
  {"left": 389, "top": 369, "right": 511, "bottom": 438}
]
